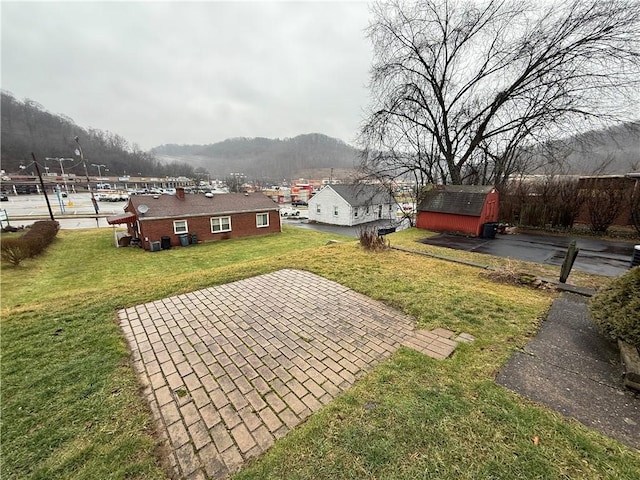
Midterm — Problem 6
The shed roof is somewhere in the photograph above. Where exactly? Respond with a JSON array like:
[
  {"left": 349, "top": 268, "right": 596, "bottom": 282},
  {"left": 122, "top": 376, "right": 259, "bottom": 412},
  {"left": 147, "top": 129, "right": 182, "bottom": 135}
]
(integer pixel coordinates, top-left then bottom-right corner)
[
  {"left": 127, "top": 193, "right": 279, "bottom": 220},
  {"left": 328, "top": 184, "right": 394, "bottom": 207},
  {"left": 418, "top": 185, "right": 495, "bottom": 216}
]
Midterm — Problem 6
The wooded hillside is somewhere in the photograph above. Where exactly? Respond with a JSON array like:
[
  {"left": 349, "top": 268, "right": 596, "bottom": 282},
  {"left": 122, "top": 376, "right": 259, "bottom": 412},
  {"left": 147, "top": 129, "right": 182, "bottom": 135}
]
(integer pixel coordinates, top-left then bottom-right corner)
[
  {"left": 2, "top": 90, "right": 635, "bottom": 183},
  {"left": 151, "top": 133, "right": 361, "bottom": 182},
  {"left": 0, "top": 91, "right": 197, "bottom": 178}
]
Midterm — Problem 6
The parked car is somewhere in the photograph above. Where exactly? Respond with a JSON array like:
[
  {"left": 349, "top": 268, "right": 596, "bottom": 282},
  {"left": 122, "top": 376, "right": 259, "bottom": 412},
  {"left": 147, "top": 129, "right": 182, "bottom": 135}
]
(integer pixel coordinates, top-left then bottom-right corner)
[
  {"left": 0, "top": 194, "right": 8, "bottom": 202},
  {"left": 292, "top": 200, "right": 308, "bottom": 207},
  {"left": 280, "top": 207, "right": 300, "bottom": 217}
]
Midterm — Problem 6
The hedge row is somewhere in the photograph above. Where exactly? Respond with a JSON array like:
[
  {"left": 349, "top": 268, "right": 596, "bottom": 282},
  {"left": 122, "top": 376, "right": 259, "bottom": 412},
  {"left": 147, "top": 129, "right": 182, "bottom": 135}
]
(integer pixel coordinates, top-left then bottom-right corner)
[
  {"left": 1, "top": 221, "right": 60, "bottom": 266},
  {"left": 590, "top": 267, "right": 640, "bottom": 348}
]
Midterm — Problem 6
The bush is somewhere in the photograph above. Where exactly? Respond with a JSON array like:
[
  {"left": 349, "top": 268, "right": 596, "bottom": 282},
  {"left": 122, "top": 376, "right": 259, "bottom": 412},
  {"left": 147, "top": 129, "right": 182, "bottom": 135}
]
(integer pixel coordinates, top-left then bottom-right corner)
[
  {"left": 0, "top": 221, "right": 59, "bottom": 266},
  {"left": 0, "top": 237, "right": 31, "bottom": 266},
  {"left": 358, "top": 225, "right": 389, "bottom": 251},
  {"left": 590, "top": 267, "right": 640, "bottom": 348},
  {"left": 22, "top": 221, "right": 60, "bottom": 257}
]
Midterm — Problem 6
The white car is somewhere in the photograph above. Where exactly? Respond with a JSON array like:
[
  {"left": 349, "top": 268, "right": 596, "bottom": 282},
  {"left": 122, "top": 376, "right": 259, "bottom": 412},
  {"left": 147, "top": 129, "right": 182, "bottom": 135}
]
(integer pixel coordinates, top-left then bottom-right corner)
[{"left": 280, "top": 207, "right": 300, "bottom": 217}]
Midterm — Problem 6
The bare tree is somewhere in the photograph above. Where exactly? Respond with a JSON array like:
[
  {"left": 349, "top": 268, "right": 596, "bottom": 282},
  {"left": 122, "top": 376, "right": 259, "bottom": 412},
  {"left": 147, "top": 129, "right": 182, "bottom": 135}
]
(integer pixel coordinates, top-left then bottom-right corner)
[
  {"left": 582, "top": 178, "right": 629, "bottom": 233},
  {"left": 360, "top": 0, "right": 640, "bottom": 187}
]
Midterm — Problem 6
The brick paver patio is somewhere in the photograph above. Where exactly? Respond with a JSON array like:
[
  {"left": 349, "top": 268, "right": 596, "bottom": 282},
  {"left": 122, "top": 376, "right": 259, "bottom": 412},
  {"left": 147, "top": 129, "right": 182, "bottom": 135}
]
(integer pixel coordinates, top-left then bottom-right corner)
[{"left": 118, "top": 269, "right": 465, "bottom": 479}]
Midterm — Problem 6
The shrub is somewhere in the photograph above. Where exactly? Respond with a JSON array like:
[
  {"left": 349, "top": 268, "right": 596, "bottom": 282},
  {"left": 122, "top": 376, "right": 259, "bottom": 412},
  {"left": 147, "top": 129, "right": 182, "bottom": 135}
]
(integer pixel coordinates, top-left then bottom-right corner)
[
  {"left": 22, "top": 221, "right": 60, "bottom": 257},
  {"left": 0, "top": 221, "right": 59, "bottom": 266},
  {"left": 590, "top": 267, "right": 640, "bottom": 348},
  {"left": 358, "top": 225, "right": 389, "bottom": 251},
  {"left": 481, "top": 260, "right": 541, "bottom": 288},
  {"left": 0, "top": 237, "right": 31, "bottom": 266}
]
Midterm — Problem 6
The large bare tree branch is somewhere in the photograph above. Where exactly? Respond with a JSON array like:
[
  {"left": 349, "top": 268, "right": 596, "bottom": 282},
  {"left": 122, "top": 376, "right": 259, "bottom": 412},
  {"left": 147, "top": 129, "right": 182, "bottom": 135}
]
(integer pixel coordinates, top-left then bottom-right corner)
[{"left": 360, "top": 0, "right": 640, "bottom": 186}]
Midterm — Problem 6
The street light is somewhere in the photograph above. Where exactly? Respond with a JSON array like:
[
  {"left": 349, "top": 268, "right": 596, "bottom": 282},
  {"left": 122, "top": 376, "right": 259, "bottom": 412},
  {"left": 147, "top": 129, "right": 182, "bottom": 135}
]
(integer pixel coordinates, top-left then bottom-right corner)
[
  {"left": 91, "top": 163, "right": 106, "bottom": 178},
  {"left": 75, "top": 136, "right": 100, "bottom": 225},
  {"left": 46, "top": 157, "right": 74, "bottom": 193}
]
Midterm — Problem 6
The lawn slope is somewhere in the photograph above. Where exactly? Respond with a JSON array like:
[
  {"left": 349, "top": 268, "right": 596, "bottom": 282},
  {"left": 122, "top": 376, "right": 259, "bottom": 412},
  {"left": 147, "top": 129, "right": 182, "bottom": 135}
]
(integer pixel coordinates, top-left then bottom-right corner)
[{"left": 1, "top": 227, "right": 637, "bottom": 479}]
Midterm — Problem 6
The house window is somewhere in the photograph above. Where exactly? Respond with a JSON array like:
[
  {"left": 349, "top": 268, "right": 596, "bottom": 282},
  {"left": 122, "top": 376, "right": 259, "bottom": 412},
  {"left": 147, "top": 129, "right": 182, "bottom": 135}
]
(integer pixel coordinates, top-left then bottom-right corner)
[
  {"left": 256, "top": 212, "right": 269, "bottom": 228},
  {"left": 211, "top": 216, "right": 231, "bottom": 233},
  {"left": 173, "top": 220, "right": 188, "bottom": 234},
  {"left": 333, "top": 206, "right": 339, "bottom": 216},
  {"left": 366, "top": 206, "right": 370, "bottom": 215},
  {"left": 354, "top": 208, "right": 359, "bottom": 218},
  {"left": 316, "top": 204, "right": 321, "bottom": 214}
]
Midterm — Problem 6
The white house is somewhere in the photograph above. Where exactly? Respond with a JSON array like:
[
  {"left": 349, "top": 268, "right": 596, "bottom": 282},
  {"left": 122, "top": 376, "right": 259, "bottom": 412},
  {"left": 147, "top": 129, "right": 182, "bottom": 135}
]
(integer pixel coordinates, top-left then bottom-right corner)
[{"left": 308, "top": 184, "right": 395, "bottom": 226}]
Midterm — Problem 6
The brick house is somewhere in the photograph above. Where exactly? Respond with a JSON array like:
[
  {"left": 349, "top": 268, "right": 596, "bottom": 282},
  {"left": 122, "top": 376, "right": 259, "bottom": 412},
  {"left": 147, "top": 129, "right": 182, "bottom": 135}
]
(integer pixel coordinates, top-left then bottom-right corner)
[
  {"left": 107, "top": 188, "right": 281, "bottom": 250},
  {"left": 416, "top": 185, "right": 499, "bottom": 237}
]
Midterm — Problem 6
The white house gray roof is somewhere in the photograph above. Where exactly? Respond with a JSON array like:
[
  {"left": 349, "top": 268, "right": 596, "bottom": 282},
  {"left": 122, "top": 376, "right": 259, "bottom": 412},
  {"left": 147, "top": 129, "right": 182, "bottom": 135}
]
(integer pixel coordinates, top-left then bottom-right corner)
[
  {"left": 418, "top": 185, "right": 495, "bottom": 216},
  {"left": 328, "top": 184, "right": 394, "bottom": 207}
]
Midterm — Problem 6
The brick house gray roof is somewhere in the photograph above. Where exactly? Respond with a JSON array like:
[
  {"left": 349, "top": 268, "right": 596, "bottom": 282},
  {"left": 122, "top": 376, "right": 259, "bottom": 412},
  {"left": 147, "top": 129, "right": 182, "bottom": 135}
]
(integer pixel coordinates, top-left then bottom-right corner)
[
  {"left": 328, "top": 184, "right": 394, "bottom": 207},
  {"left": 126, "top": 193, "right": 279, "bottom": 219},
  {"left": 418, "top": 185, "right": 495, "bottom": 217}
]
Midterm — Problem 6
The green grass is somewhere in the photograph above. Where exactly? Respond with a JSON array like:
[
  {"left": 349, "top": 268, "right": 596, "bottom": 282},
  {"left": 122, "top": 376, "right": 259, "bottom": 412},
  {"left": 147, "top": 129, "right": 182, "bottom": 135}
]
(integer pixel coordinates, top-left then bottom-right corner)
[
  {"left": 389, "top": 228, "right": 611, "bottom": 290},
  {"left": 2, "top": 226, "right": 638, "bottom": 479}
]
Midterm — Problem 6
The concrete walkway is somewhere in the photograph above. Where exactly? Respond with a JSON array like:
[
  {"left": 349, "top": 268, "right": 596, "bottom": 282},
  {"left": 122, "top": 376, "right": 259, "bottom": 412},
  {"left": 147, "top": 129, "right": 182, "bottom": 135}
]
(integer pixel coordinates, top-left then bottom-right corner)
[
  {"left": 118, "top": 269, "right": 467, "bottom": 479},
  {"left": 497, "top": 293, "right": 639, "bottom": 450}
]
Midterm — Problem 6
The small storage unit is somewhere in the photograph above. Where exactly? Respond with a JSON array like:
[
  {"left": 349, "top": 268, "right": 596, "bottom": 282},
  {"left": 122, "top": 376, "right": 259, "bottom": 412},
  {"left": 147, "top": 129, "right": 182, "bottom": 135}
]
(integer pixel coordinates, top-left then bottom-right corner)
[
  {"left": 417, "top": 185, "right": 499, "bottom": 237},
  {"left": 149, "top": 241, "right": 161, "bottom": 252}
]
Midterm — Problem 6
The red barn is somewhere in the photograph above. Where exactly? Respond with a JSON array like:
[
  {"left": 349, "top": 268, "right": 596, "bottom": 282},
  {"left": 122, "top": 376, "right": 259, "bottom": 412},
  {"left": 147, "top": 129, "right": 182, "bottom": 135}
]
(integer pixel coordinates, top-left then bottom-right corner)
[{"left": 416, "top": 185, "right": 499, "bottom": 237}]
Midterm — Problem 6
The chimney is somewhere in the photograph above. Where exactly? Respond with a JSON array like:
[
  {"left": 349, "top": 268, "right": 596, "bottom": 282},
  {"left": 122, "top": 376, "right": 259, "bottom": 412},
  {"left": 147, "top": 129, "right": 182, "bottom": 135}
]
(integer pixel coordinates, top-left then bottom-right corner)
[{"left": 176, "top": 187, "right": 185, "bottom": 200}]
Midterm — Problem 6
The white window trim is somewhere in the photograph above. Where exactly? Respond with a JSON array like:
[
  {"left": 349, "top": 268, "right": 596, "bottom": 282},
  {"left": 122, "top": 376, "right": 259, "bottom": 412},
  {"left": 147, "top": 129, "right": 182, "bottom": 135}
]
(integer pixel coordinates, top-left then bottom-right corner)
[
  {"left": 211, "top": 216, "right": 232, "bottom": 233},
  {"left": 316, "top": 204, "right": 321, "bottom": 214},
  {"left": 173, "top": 219, "right": 188, "bottom": 234},
  {"left": 333, "top": 206, "right": 339, "bottom": 216},
  {"left": 256, "top": 212, "right": 269, "bottom": 228}
]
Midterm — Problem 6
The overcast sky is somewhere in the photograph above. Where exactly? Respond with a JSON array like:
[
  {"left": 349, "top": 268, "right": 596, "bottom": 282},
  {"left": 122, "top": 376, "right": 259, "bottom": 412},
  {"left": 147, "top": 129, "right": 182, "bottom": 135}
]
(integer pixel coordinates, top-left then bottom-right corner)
[{"left": 1, "top": 1, "right": 373, "bottom": 150}]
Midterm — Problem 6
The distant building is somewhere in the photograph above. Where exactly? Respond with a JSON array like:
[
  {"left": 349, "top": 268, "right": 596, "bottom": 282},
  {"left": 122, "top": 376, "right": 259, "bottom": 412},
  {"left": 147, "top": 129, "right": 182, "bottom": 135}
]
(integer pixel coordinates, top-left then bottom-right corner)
[{"left": 308, "top": 184, "right": 395, "bottom": 226}]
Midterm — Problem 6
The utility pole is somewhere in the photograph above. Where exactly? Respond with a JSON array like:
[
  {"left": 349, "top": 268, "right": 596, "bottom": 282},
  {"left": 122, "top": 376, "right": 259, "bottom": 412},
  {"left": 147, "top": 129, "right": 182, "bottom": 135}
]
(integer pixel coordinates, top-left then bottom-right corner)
[{"left": 32, "top": 153, "right": 55, "bottom": 221}]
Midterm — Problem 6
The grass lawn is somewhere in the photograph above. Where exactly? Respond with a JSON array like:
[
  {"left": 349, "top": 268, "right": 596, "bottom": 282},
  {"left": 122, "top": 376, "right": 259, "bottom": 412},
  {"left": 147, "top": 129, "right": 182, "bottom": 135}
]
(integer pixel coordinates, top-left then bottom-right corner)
[
  {"left": 389, "top": 228, "right": 609, "bottom": 290},
  {"left": 2, "top": 226, "right": 638, "bottom": 479}
]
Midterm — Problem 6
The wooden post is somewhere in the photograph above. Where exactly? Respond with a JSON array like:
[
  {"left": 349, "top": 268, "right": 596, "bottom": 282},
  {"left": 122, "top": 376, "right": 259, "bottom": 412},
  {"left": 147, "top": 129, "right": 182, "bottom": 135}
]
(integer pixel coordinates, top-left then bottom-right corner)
[{"left": 559, "top": 240, "right": 579, "bottom": 283}]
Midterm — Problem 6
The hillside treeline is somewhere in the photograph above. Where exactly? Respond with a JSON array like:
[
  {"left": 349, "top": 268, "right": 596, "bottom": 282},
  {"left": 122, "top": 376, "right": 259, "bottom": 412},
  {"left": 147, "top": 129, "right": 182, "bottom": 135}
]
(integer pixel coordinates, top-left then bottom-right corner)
[
  {"left": 1, "top": 91, "right": 197, "bottom": 178},
  {"left": 152, "top": 133, "right": 360, "bottom": 182}
]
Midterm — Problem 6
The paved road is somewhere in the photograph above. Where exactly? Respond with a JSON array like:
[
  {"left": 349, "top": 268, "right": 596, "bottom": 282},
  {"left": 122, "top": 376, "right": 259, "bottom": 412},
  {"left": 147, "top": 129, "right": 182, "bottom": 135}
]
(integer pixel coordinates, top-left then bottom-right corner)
[
  {"left": 419, "top": 232, "right": 636, "bottom": 277},
  {"left": 286, "top": 217, "right": 410, "bottom": 238},
  {"left": 120, "top": 269, "right": 464, "bottom": 479},
  {"left": 0, "top": 192, "right": 126, "bottom": 229}
]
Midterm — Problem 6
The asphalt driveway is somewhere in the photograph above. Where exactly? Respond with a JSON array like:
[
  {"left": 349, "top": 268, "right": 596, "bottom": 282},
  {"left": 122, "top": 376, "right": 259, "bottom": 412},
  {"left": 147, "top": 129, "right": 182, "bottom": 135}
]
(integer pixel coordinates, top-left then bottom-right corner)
[{"left": 419, "top": 232, "right": 636, "bottom": 277}]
